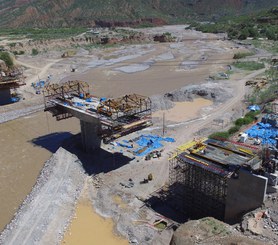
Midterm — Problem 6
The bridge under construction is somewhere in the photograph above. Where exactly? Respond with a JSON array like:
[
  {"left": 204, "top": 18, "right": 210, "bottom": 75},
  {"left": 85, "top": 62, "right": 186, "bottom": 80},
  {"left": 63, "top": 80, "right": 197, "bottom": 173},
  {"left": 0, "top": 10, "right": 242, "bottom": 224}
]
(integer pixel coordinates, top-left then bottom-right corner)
[
  {"left": 0, "top": 68, "right": 25, "bottom": 105},
  {"left": 43, "top": 80, "right": 152, "bottom": 151}
]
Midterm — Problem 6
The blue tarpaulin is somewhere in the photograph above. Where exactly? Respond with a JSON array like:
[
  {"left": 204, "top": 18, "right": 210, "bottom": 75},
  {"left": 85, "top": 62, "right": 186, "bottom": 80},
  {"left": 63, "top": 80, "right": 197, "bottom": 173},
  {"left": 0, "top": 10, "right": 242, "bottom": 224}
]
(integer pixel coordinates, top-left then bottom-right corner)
[
  {"left": 247, "top": 105, "right": 260, "bottom": 111},
  {"left": 11, "top": 97, "right": 20, "bottom": 103},
  {"left": 35, "top": 80, "right": 45, "bottom": 88},
  {"left": 74, "top": 102, "right": 84, "bottom": 107},
  {"left": 245, "top": 122, "right": 278, "bottom": 145},
  {"left": 134, "top": 134, "right": 175, "bottom": 156},
  {"left": 85, "top": 98, "right": 93, "bottom": 102}
]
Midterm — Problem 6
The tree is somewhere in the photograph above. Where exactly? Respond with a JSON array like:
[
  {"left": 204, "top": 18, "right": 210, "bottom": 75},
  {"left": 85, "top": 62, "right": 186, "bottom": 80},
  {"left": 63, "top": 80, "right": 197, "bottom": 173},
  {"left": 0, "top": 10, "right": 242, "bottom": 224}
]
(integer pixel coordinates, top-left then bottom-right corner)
[
  {"left": 238, "top": 28, "right": 249, "bottom": 40},
  {"left": 0, "top": 52, "right": 13, "bottom": 68},
  {"left": 248, "top": 27, "right": 259, "bottom": 38},
  {"left": 265, "top": 28, "right": 276, "bottom": 40}
]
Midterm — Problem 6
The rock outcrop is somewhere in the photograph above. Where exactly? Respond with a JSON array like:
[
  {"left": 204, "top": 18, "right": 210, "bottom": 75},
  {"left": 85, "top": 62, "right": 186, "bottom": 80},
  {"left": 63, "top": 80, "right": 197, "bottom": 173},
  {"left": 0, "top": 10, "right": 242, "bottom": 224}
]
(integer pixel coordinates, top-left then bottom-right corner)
[{"left": 171, "top": 217, "right": 265, "bottom": 245}]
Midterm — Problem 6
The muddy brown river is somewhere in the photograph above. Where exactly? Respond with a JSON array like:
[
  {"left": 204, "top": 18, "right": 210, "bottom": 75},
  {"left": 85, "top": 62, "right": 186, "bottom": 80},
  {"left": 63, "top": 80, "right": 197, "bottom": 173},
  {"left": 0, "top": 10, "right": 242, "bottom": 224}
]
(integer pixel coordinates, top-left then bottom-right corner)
[{"left": 0, "top": 111, "right": 79, "bottom": 231}]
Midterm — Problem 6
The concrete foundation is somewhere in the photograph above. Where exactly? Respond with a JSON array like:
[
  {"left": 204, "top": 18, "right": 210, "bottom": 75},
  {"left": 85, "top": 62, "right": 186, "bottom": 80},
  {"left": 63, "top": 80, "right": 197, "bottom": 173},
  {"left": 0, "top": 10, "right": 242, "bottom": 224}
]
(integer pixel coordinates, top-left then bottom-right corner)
[
  {"left": 225, "top": 169, "right": 268, "bottom": 223},
  {"left": 80, "top": 120, "right": 102, "bottom": 152},
  {"left": 0, "top": 88, "right": 11, "bottom": 105}
]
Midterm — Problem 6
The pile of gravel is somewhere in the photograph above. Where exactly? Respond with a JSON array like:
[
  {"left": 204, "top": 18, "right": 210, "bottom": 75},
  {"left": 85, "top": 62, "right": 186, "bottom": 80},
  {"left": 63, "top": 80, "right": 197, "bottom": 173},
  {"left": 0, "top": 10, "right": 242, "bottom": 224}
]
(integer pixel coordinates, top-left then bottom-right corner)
[{"left": 151, "top": 81, "right": 233, "bottom": 111}]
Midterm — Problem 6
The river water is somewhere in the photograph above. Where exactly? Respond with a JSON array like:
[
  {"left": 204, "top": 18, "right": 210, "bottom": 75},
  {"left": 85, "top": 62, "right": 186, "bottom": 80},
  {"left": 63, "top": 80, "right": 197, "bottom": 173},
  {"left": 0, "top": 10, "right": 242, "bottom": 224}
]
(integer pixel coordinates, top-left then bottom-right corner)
[{"left": 0, "top": 111, "right": 79, "bottom": 231}]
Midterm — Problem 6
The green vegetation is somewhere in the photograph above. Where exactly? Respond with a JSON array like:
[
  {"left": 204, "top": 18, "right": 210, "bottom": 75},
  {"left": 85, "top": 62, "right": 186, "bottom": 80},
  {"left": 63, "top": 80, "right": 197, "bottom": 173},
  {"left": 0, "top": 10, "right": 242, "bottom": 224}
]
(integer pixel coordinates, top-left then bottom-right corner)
[
  {"left": 251, "top": 84, "right": 278, "bottom": 105},
  {"left": 31, "top": 48, "right": 39, "bottom": 55},
  {"left": 208, "top": 131, "right": 230, "bottom": 140},
  {"left": 235, "top": 111, "right": 259, "bottom": 126},
  {"left": 233, "top": 52, "right": 255, "bottom": 59},
  {"left": 8, "top": 42, "right": 16, "bottom": 48},
  {"left": 209, "top": 111, "right": 260, "bottom": 140},
  {"left": 233, "top": 61, "right": 265, "bottom": 70},
  {"left": 228, "top": 126, "right": 241, "bottom": 135},
  {"left": 0, "top": 27, "right": 87, "bottom": 40},
  {"left": 247, "top": 64, "right": 278, "bottom": 105},
  {"left": 251, "top": 39, "right": 278, "bottom": 53},
  {"left": 0, "top": 52, "right": 13, "bottom": 68},
  {"left": 154, "top": 221, "right": 167, "bottom": 230},
  {"left": 201, "top": 217, "right": 231, "bottom": 236},
  {"left": 190, "top": 7, "right": 278, "bottom": 41}
]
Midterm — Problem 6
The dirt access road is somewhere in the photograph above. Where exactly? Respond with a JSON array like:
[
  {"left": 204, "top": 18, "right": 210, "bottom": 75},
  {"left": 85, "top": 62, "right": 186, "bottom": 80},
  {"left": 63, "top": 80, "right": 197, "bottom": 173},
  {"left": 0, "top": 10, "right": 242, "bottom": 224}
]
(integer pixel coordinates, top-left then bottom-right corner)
[
  {"left": 15, "top": 58, "right": 62, "bottom": 100},
  {"left": 172, "top": 68, "right": 266, "bottom": 146}
]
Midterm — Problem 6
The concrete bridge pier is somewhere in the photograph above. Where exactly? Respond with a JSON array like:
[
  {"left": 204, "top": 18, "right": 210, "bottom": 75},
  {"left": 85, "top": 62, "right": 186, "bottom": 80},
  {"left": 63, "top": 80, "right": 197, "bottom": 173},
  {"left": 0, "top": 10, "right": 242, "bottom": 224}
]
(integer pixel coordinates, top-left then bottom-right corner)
[
  {"left": 80, "top": 119, "right": 102, "bottom": 152},
  {"left": 59, "top": 105, "right": 103, "bottom": 152}
]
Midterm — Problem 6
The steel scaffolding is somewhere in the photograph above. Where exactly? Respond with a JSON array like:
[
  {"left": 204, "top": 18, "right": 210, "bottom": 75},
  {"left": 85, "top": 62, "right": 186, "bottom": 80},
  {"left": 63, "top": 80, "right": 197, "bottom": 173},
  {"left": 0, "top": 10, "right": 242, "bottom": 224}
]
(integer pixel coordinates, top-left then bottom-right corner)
[{"left": 169, "top": 154, "right": 228, "bottom": 221}]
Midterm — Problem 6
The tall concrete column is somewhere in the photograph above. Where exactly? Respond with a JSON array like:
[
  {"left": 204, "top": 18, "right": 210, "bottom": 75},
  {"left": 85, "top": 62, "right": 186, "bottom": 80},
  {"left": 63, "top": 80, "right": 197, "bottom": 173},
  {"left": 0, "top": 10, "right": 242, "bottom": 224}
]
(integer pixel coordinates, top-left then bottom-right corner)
[
  {"left": 0, "top": 88, "right": 11, "bottom": 105},
  {"left": 80, "top": 119, "right": 102, "bottom": 152}
]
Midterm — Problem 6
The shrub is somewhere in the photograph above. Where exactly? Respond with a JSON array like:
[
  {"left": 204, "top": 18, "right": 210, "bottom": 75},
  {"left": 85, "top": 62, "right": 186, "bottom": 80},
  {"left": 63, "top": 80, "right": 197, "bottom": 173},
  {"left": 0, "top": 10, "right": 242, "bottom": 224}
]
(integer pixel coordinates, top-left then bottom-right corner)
[
  {"left": 235, "top": 114, "right": 256, "bottom": 127},
  {"left": 8, "top": 42, "right": 16, "bottom": 48},
  {"left": 243, "top": 116, "right": 253, "bottom": 124},
  {"left": 245, "top": 111, "right": 260, "bottom": 120},
  {"left": 32, "top": 48, "right": 39, "bottom": 55},
  {"left": 0, "top": 52, "right": 13, "bottom": 68},
  {"left": 233, "top": 61, "right": 265, "bottom": 70},
  {"left": 233, "top": 52, "right": 254, "bottom": 59},
  {"left": 235, "top": 118, "right": 245, "bottom": 126},
  {"left": 208, "top": 132, "right": 230, "bottom": 140},
  {"left": 228, "top": 126, "right": 240, "bottom": 135}
]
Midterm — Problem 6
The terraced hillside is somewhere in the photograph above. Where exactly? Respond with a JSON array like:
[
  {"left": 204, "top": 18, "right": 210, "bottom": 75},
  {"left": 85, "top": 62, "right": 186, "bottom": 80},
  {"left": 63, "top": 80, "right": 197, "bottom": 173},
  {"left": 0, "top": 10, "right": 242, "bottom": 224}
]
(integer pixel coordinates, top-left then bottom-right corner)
[{"left": 0, "top": 0, "right": 277, "bottom": 28}]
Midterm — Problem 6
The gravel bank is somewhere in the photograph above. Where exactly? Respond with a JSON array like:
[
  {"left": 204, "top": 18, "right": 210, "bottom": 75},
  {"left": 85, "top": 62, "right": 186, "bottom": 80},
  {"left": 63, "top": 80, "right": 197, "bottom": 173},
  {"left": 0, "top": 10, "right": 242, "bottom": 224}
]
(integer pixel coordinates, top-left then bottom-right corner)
[
  {"left": 0, "top": 147, "right": 86, "bottom": 245},
  {"left": 0, "top": 104, "right": 44, "bottom": 124}
]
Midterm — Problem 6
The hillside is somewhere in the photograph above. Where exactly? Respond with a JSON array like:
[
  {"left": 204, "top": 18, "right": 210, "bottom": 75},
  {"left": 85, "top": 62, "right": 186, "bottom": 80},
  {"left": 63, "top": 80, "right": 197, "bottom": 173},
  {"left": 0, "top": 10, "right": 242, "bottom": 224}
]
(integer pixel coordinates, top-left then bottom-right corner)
[
  {"left": 0, "top": 0, "right": 277, "bottom": 28},
  {"left": 191, "top": 7, "right": 278, "bottom": 41}
]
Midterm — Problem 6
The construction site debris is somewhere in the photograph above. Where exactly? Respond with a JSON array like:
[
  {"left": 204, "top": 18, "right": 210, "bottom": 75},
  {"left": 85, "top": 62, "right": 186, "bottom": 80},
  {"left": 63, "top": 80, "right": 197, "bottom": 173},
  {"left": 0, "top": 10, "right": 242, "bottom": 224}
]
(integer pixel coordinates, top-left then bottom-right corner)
[
  {"left": 262, "top": 114, "right": 278, "bottom": 127},
  {"left": 120, "top": 179, "right": 135, "bottom": 188},
  {"left": 145, "top": 150, "right": 162, "bottom": 160}
]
